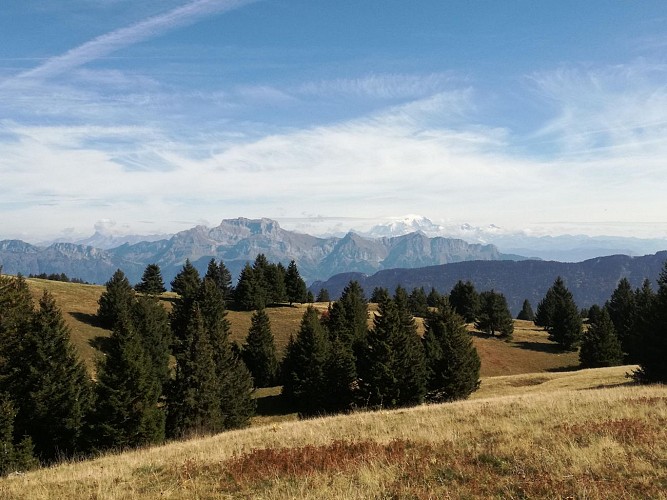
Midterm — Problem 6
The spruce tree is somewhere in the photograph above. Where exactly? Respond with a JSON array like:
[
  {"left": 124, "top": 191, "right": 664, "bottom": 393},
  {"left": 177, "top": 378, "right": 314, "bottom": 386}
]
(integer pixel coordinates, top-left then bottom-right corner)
[
  {"left": 634, "top": 262, "right": 667, "bottom": 383},
  {"left": 281, "top": 306, "right": 329, "bottom": 416},
  {"left": 422, "top": 300, "right": 481, "bottom": 402},
  {"left": 198, "top": 279, "right": 255, "bottom": 430},
  {"left": 607, "top": 278, "right": 637, "bottom": 362},
  {"left": 449, "top": 280, "right": 480, "bottom": 322},
  {"left": 250, "top": 254, "right": 270, "bottom": 308},
  {"left": 0, "top": 393, "right": 38, "bottom": 475},
  {"left": 579, "top": 309, "right": 623, "bottom": 368},
  {"left": 93, "top": 313, "right": 165, "bottom": 450},
  {"left": 134, "top": 264, "right": 166, "bottom": 295},
  {"left": 11, "top": 291, "right": 93, "bottom": 462},
  {"left": 233, "top": 264, "right": 259, "bottom": 311},
  {"left": 359, "top": 297, "right": 400, "bottom": 409},
  {"left": 97, "top": 269, "right": 135, "bottom": 329},
  {"left": 323, "top": 335, "right": 358, "bottom": 414},
  {"left": 475, "top": 290, "right": 514, "bottom": 339},
  {"left": 392, "top": 287, "right": 427, "bottom": 406},
  {"left": 0, "top": 275, "right": 34, "bottom": 384},
  {"left": 204, "top": 259, "right": 233, "bottom": 302},
  {"left": 333, "top": 281, "right": 369, "bottom": 346},
  {"left": 167, "top": 305, "right": 223, "bottom": 438},
  {"left": 316, "top": 288, "right": 330, "bottom": 302},
  {"left": 170, "top": 259, "right": 201, "bottom": 298},
  {"left": 266, "top": 262, "right": 287, "bottom": 304},
  {"left": 241, "top": 308, "right": 278, "bottom": 388},
  {"left": 132, "top": 296, "right": 172, "bottom": 389},
  {"left": 632, "top": 279, "right": 655, "bottom": 365},
  {"left": 517, "top": 299, "right": 535, "bottom": 321},
  {"left": 548, "top": 280, "right": 583, "bottom": 351},
  {"left": 370, "top": 286, "right": 389, "bottom": 304},
  {"left": 408, "top": 287, "right": 430, "bottom": 317},
  {"left": 535, "top": 277, "right": 568, "bottom": 330},
  {"left": 285, "top": 260, "right": 307, "bottom": 305}
]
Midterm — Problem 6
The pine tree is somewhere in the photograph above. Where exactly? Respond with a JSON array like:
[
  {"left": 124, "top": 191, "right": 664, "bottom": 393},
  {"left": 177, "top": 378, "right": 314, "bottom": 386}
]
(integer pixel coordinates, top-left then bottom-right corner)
[
  {"left": 517, "top": 299, "right": 535, "bottom": 321},
  {"left": 449, "top": 280, "right": 480, "bottom": 322},
  {"left": 607, "top": 278, "right": 637, "bottom": 362},
  {"left": 10, "top": 291, "right": 93, "bottom": 462},
  {"left": 285, "top": 260, "right": 307, "bottom": 305},
  {"left": 281, "top": 307, "right": 329, "bottom": 416},
  {"left": 241, "top": 308, "right": 278, "bottom": 388},
  {"left": 167, "top": 305, "right": 223, "bottom": 438},
  {"left": 422, "top": 300, "right": 481, "bottom": 402},
  {"left": 97, "top": 269, "right": 135, "bottom": 329},
  {"left": 134, "top": 264, "right": 166, "bottom": 295},
  {"left": 634, "top": 262, "right": 667, "bottom": 383},
  {"left": 579, "top": 309, "right": 623, "bottom": 368},
  {"left": 93, "top": 313, "right": 165, "bottom": 450},
  {"left": 475, "top": 290, "right": 514, "bottom": 339}
]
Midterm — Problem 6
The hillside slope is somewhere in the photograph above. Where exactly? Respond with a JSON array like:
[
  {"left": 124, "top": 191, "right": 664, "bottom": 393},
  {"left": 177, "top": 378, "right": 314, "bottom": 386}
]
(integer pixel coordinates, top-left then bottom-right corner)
[{"left": 0, "top": 371, "right": 663, "bottom": 499}]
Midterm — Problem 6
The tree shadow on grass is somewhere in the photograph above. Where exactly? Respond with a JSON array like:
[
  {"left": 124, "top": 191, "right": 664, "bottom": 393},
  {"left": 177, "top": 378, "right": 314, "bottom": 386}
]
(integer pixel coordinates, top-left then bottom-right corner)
[
  {"left": 89, "top": 336, "right": 113, "bottom": 355},
  {"left": 513, "top": 341, "right": 564, "bottom": 354},
  {"left": 254, "top": 393, "right": 293, "bottom": 417},
  {"left": 70, "top": 311, "right": 102, "bottom": 328},
  {"left": 545, "top": 365, "right": 582, "bottom": 373}
]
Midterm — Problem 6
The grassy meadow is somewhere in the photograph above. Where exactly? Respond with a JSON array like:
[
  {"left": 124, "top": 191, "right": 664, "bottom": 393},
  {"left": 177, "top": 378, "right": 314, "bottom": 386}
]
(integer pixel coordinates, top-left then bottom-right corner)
[{"left": 4, "top": 277, "right": 662, "bottom": 498}]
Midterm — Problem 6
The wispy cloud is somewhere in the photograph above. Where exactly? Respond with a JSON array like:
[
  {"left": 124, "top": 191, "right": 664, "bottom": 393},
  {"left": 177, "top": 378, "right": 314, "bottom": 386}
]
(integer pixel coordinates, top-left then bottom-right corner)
[{"left": 3, "top": 0, "right": 259, "bottom": 85}]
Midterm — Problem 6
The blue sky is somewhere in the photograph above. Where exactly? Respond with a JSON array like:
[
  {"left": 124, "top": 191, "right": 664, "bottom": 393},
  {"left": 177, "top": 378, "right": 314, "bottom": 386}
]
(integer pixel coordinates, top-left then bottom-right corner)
[{"left": 2, "top": 0, "right": 667, "bottom": 241}]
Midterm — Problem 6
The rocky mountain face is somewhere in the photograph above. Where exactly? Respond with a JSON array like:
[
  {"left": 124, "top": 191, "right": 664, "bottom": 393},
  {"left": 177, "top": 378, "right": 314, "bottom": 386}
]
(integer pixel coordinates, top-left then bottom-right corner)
[
  {"left": 0, "top": 218, "right": 524, "bottom": 285},
  {"left": 310, "top": 251, "right": 667, "bottom": 315}
]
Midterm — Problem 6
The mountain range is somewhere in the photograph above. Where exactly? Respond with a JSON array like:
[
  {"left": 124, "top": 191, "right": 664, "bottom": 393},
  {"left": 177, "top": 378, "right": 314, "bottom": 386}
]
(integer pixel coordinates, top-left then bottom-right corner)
[
  {"left": 311, "top": 251, "right": 667, "bottom": 315},
  {"left": 0, "top": 218, "right": 525, "bottom": 286}
]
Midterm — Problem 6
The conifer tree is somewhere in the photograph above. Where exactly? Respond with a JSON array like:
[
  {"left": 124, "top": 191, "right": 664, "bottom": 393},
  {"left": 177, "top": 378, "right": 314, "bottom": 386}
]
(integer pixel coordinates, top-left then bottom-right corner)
[
  {"left": 449, "top": 280, "right": 480, "bottom": 322},
  {"left": 408, "top": 287, "right": 429, "bottom": 317},
  {"left": 134, "top": 264, "right": 166, "bottom": 295},
  {"left": 517, "top": 299, "right": 535, "bottom": 321},
  {"left": 167, "top": 305, "right": 223, "bottom": 438},
  {"left": 422, "top": 300, "right": 481, "bottom": 402},
  {"left": 323, "top": 335, "right": 358, "bottom": 414},
  {"left": 427, "top": 287, "right": 444, "bottom": 307},
  {"left": 370, "top": 286, "right": 389, "bottom": 304},
  {"left": 634, "top": 262, "right": 667, "bottom": 383},
  {"left": 281, "top": 306, "right": 329, "bottom": 416},
  {"left": 535, "top": 277, "right": 568, "bottom": 329},
  {"left": 204, "top": 259, "right": 233, "bottom": 302},
  {"left": 97, "top": 269, "right": 135, "bottom": 329},
  {"left": 547, "top": 279, "right": 583, "bottom": 351},
  {"left": 0, "top": 393, "right": 38, "bottom": 475},
  {"left": 132, "top": 296, "right": 172, "bottom": 389},
  {"left": 632, "top": 279, "right": 655, "bottom": 364},
  {"left": 266, "top": 262, "right": 287, "bottom": 304},
  {"left": 285, "top": 260, "right": 307, "bottom": 305},
  {"left": 359, "top": 297, "right": 401, "bottom": 408},
  {"left": 10, "top": 291, "right": 93, "bottom": 462},
  {"left": 392, "top": 288, "right": 427, "bottom": 406},
  {"left": 475, "top": 290, "right": 514, "bottom": 339},
  {"left": 233, "top": 264, "right": 259, "bottom": 311},
  {"left": 586, "top": 304, "right": 604, "bottom": 325},
  {"left": 250, "top": 254, "right": 270, "bottom": 308},
  {"left": 198, "top": 279, "right": 255, "bottom": 429},
  {"left": 241, "top": 308, "right": 278, "bottom": 388},
  {"left": 170, "top": 260, "right": 202, "bottom": 350},
  {"left": 579, "top": 309, "right": 623, "bottom": 368},
  {"left": 316, "top": 288, "right": 330, "bottom": 302},
  {"left": 93, "top": 313, "right": 165, "bottom": 450},
  {"left": 333, "top": 281, "right": 369, "bottom": 346},
  {"left": 170, "top": 259, "right": 201, "bottom": 298},
  {"left": 0, "top": 275, "right": 34, "bottom": 383},
  {"left": 607, "top": 278, "right": 637, "bottom": 362}
]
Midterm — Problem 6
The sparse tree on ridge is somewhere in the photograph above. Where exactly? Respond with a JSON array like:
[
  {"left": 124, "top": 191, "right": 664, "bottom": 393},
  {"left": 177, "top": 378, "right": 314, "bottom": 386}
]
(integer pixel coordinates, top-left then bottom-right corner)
[
  {"left": 134, "top": 264, "right": 166, "bottom": 295},
  {"left": 517, "top": 299, "right": 535, "bottom": 321},
  {"left": 475, "top": 290, "right": 514, "bottom": 339}
]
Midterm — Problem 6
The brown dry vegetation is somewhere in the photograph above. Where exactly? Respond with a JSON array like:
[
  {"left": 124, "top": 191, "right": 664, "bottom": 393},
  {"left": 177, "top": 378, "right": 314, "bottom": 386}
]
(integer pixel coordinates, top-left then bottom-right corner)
[{"left": 1, "top": 374, "right": 664, "bottom": 499}]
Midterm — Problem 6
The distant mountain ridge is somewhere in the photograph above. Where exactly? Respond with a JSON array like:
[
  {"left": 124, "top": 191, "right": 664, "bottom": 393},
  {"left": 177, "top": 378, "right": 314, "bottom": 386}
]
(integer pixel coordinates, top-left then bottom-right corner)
[
  {"left": 0, "top": 218, "right": 526, "bottom": 285},
  {"left": 311, "top": 251, "right": 667, "bottom": 315}
]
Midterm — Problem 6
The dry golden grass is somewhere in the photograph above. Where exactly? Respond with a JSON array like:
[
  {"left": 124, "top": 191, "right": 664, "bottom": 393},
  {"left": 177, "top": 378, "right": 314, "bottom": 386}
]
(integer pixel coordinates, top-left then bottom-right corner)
[{"left": 1, "top": 369, "right": 664, "bottom": 499}]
